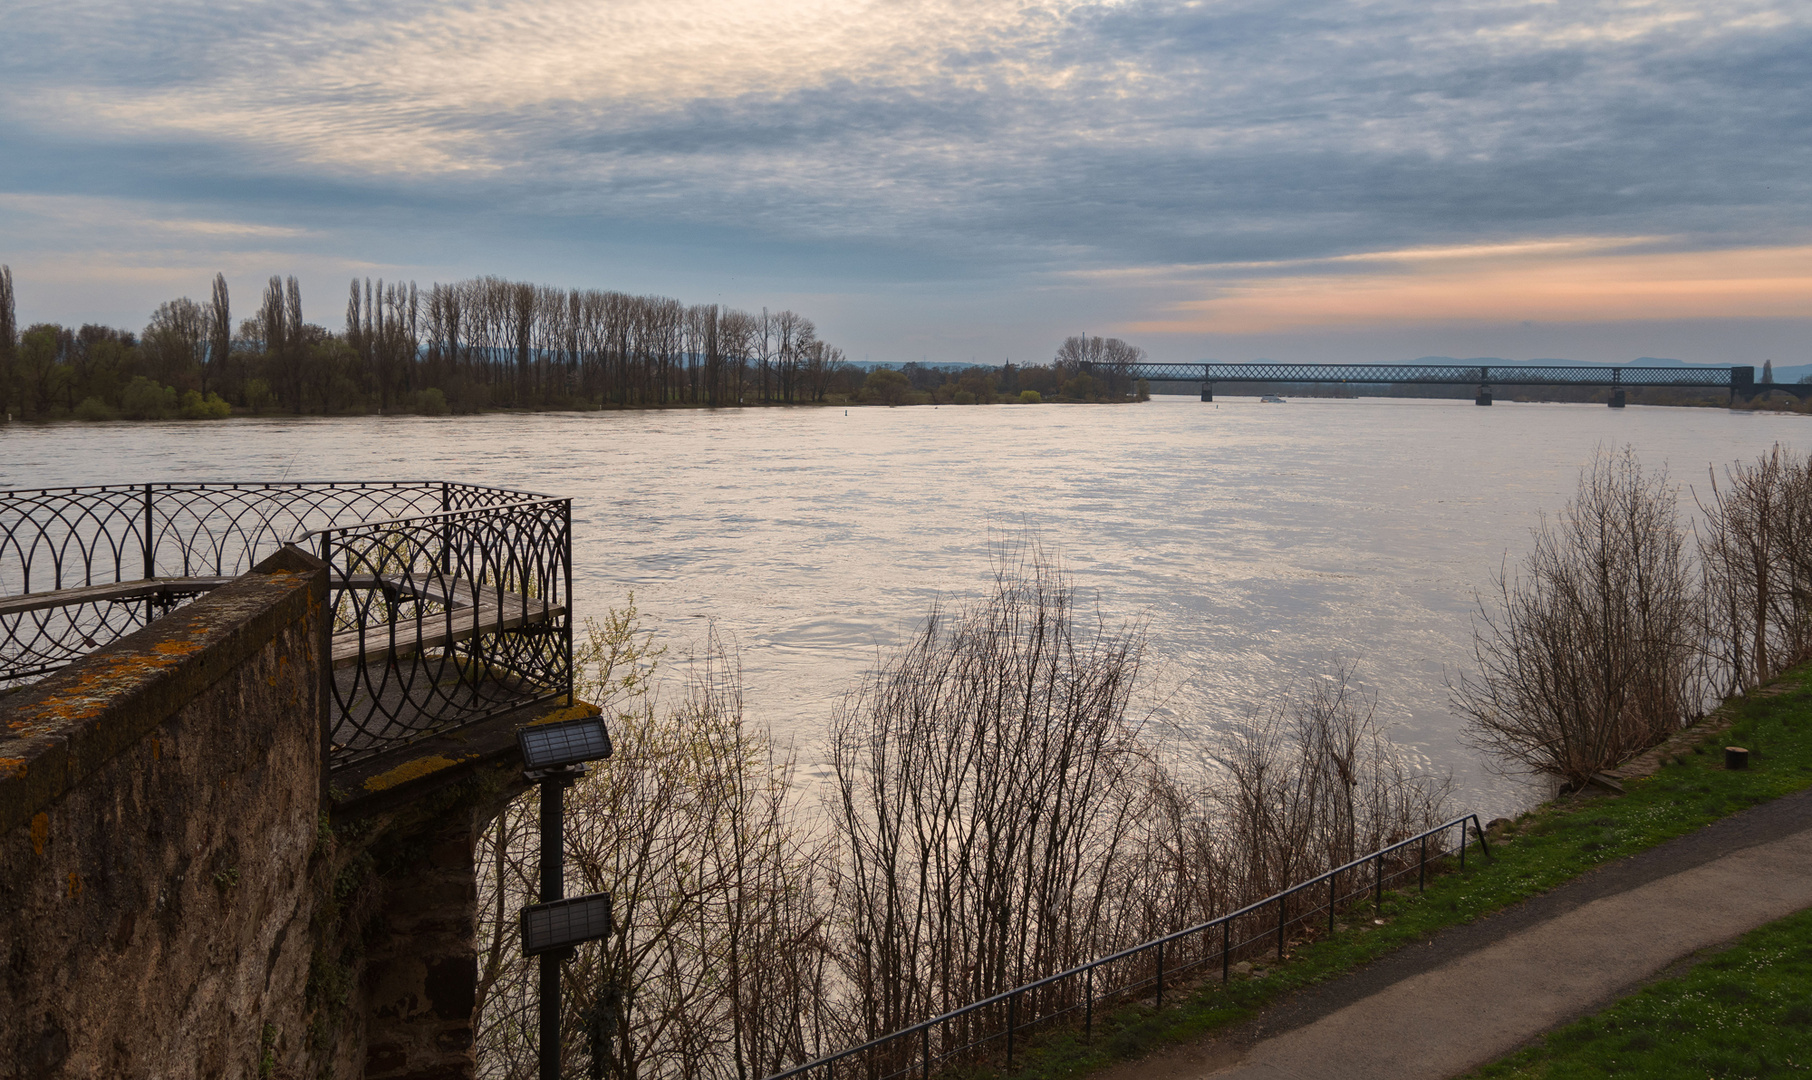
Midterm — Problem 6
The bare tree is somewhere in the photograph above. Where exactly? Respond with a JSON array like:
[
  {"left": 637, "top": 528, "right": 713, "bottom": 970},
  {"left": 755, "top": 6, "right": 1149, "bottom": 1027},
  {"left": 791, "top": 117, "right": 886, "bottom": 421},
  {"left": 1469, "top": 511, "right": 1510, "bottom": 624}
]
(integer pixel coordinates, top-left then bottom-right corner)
[
  {"left": 206, "top": 273, "right": 230, "bottom": 397},
  {"left": 827, "top": 544, "right": 1156, "bottom": 1047},
  {"left": 476, "top": 609, "right": 830, "bottom": 1080},
  {"left": 0, "top": 264, "right": 14, "bottom": 417},
  {"left": 1697, "top": 445, "right": 1812, "bottom": 691},
  {"left": 1454, "top": 448, "right": 1702, "bottom": 783}
]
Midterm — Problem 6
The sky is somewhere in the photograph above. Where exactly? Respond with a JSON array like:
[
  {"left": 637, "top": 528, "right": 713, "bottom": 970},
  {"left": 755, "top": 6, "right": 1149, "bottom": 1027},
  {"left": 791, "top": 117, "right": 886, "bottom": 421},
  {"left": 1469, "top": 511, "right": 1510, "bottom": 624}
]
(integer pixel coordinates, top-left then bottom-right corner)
[{"left": 2, "top": 0, "right": 1808, "bottom": 366}]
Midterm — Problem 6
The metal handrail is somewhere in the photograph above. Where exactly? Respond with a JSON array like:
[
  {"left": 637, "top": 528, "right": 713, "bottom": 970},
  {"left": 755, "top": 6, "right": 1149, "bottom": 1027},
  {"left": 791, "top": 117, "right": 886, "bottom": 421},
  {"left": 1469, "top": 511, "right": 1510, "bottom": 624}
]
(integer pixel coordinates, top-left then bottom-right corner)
[{"left": 765, "top": 813, "right": 1491, "bottom": 1080}]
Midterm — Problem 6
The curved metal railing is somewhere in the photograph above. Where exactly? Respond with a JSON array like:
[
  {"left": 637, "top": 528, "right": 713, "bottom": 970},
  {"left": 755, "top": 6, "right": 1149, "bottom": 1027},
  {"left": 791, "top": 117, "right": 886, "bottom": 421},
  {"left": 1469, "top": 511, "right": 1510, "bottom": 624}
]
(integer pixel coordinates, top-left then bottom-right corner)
[
  {"left": 766, "top": 813, "right": 1492, "bottom": 1080},
  {"left": 1, "top": 482, "right": 571, "bottom": 764}
]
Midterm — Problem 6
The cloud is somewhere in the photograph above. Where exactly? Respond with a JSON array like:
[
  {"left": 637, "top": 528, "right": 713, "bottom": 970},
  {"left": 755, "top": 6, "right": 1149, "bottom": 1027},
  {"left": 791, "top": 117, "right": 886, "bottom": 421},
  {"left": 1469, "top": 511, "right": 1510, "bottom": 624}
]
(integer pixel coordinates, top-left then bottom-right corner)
[
  {"left": 1121, "top": 240, "right": 1812, "bottom": 334},
  {"left": 1, "top": 0, "right": 1808, "bottom": 358}
]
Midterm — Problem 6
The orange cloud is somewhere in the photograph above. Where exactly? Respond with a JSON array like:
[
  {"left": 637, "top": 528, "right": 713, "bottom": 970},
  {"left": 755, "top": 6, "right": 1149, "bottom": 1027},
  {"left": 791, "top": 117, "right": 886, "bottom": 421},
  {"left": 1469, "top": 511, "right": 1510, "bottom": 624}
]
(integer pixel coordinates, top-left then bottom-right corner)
[{"left": 1127, "top": 243, "right": 1812, "bottom": 335}]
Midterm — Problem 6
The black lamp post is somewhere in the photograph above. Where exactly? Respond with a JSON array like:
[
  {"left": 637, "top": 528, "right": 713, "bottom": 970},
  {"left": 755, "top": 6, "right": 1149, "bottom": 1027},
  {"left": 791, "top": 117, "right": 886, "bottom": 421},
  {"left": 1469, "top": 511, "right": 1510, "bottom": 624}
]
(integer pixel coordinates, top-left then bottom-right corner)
[{"left": 518, "top": 716, "right": 615, "bottom": 1080}]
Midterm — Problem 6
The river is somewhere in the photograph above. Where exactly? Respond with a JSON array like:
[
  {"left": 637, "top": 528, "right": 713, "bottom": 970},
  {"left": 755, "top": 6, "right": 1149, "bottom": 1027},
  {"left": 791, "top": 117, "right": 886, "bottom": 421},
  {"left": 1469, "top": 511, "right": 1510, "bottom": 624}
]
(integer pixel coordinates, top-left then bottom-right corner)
[{"left": 4, "top": 396, "right": 1804, "bottom": 816}]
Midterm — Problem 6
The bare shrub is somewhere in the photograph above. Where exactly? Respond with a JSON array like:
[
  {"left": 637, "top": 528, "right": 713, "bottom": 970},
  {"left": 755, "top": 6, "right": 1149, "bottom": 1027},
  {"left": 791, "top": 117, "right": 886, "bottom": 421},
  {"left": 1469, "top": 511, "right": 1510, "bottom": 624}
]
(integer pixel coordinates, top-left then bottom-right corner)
[
  {"left": 1697, "top": 445, "right": 1812, "bottom": 693},
  {"left": 1454, "top": 448, "right": 1702, "bottom": 783},
  {"left": 475, "top": 608, "right": 830, "bottom": 1080},
  {"left": 1215, "top": 664, "right": 1451, "bottom": 902},
  {"left": 826, "top": 545, "right": 1160, "bottom": 1047}
]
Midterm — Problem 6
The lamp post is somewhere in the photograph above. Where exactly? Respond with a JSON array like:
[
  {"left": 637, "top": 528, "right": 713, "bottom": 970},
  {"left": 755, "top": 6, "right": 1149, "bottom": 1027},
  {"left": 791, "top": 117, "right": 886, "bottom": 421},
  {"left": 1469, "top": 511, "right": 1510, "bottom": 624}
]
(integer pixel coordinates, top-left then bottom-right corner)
[{"left": 518, "top": 716, "right": 615, "bottom": 1080}]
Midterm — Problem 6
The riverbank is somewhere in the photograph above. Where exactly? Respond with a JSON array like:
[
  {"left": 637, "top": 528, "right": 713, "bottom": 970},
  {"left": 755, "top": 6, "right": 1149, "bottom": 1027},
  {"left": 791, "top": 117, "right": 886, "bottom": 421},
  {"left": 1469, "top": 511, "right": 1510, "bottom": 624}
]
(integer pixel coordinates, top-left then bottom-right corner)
[{"left": 995, "top": 663, "right": 1812, "bottom": 1080}]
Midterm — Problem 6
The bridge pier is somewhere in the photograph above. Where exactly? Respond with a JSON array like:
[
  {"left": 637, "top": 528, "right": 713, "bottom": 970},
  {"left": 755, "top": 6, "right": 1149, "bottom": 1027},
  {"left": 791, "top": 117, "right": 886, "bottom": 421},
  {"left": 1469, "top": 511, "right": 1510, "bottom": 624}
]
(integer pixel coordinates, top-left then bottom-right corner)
[
  {"left": 1610, "top": 390, "right": 1626, "bottom": 408},
  {"left": 1201, "top": 382, "right": 1213, "bottom": 402},
  {"left": 1475, "top": 385, "right": 1492, "bottom": 406}
]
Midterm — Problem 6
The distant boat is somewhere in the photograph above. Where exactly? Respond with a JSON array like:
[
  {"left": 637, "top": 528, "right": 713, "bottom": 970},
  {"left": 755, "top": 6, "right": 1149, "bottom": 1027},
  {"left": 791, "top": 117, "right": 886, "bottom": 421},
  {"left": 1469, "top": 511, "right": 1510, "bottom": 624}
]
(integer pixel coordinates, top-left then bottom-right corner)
[{"left": 1259, "top": 394, "right": 1286, "bottom": 403}]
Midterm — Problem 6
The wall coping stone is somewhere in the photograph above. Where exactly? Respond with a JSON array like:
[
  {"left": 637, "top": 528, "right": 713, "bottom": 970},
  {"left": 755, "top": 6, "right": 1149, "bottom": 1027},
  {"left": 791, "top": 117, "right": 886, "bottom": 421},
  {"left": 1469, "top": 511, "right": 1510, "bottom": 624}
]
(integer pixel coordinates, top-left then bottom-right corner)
[{"left": 0, "top": 545, "right": 327, "bottom": 835}]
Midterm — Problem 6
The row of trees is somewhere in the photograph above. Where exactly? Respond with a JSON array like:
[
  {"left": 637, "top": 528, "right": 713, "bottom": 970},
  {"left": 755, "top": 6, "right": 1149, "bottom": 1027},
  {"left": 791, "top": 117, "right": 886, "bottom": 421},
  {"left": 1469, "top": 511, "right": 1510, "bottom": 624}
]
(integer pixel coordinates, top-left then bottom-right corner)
[
  {"left": 0, "top": 266, "right": 1149, "bottom": 420},
  {"left": 473, "top": 550, "right": 1447, "bottom": 1079},
  {"left": 1456, "top": 445, "right": 1812, "bottom": 785}
]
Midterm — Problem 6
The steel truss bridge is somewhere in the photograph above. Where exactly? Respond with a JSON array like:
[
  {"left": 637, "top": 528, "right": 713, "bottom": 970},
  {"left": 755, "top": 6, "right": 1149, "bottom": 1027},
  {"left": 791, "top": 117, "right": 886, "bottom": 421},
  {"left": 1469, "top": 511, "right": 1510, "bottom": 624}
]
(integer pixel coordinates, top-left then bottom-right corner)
[{"left": 1116, "top": 362, "right": 1787, "bottom": 406}]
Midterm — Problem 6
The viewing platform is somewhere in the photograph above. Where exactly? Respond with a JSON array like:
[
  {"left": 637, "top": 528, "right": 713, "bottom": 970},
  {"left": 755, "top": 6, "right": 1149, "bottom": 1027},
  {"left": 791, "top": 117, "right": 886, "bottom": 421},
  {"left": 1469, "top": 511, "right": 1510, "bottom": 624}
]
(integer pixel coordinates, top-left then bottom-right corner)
[{"left": 0, "top": 481, "right": 575, "bottom": 773}]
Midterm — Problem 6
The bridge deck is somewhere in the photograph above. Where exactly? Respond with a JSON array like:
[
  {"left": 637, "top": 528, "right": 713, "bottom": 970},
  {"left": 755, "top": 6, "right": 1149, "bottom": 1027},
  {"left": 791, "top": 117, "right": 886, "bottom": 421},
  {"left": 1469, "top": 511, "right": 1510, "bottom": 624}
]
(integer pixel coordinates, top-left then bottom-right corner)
[{"left": 1126, "top": 362, "right": 1746, "bottom": 389}]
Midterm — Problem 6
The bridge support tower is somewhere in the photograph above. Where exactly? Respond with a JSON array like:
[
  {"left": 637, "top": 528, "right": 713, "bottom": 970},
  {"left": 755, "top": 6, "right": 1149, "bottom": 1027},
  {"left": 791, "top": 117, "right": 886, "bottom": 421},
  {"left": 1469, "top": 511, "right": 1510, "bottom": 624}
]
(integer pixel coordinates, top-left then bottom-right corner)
[
  {"left": 1475, "top": 385, "right": 1492, "bottom": 406},
  {"left": 1610, "top": 389, "right": 1626, "bottom": 408},
  {"left": 1201, "top": 381, "right": 1213, "bottom": 402}
]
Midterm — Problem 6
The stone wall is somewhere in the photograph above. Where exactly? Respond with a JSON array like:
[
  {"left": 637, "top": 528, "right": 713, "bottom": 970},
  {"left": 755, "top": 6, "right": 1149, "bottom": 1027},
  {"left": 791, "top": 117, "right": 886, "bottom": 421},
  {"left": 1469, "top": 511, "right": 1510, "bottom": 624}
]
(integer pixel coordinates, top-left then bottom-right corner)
[{"left": 0, "top": 548, "right": 330, "bottom": 1079}]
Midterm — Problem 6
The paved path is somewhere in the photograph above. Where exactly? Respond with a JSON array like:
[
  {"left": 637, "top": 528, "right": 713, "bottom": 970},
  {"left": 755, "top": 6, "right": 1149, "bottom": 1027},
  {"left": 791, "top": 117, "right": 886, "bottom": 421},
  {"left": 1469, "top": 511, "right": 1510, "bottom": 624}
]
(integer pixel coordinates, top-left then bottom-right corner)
[{"left": 1109, "top": 787, "right": 1812, "bottom": 1080}]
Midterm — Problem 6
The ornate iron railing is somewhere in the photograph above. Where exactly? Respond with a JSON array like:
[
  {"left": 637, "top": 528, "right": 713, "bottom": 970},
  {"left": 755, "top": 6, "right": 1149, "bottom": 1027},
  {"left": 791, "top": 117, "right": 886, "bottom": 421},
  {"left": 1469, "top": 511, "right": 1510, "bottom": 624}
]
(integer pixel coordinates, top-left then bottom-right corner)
[
  {"left": 766, "top": 814, "right": 1491, "bottom": 1080},
  {"left": 1, "top": 482, "right": 571, "bottom": 764}
]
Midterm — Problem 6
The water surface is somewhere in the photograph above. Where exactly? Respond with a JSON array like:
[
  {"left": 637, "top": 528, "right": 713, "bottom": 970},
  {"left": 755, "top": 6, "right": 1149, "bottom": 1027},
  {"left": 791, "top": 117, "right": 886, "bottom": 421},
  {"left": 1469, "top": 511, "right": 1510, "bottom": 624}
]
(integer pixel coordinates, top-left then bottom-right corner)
[{"left": 5, "top": 397, "right": 1803, "bottom": 815}]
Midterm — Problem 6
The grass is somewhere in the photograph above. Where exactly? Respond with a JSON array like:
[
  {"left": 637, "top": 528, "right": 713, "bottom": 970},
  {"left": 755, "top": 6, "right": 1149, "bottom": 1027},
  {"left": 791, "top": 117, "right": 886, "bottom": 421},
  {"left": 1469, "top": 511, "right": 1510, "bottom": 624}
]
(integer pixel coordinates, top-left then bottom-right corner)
[
  {"left": 988, "top": 665, "right": 1812, "bottom": 1080},
  {"left": 1462, "top": 905, "right": 1812, "bottom": 1078}
]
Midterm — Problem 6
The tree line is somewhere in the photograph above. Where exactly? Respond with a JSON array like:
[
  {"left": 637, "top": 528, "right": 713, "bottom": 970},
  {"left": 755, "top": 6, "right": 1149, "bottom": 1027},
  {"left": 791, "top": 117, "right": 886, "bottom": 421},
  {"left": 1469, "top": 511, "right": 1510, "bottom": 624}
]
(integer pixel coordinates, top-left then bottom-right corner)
[{"left": 0, "top": 265, "right": 1148, "bottom": 420}]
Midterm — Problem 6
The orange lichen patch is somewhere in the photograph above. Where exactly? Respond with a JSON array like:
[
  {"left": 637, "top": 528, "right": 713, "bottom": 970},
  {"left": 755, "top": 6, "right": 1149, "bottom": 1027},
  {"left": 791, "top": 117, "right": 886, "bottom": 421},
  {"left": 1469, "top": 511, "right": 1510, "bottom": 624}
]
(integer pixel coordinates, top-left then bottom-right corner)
[
  {"left": 31, "top": 813, "right": 48, "bottom": 856},
  {"left": 152, "top": 736, "right": 161, "bottom": 760},
  {"left": 524, "top": 702, "right": 603, "bottom": 727},
  {"left": 152, "top": 638, "right": 204, "bottom": 658},
  {"left": 0, "top": 757, "right": 26, "bottom": 780},
  {"left": 360, "top": 753, "right": 473, "bottom": 793},
  {"left": 67, "top": 872, "right": 82, "bottom": 900}
]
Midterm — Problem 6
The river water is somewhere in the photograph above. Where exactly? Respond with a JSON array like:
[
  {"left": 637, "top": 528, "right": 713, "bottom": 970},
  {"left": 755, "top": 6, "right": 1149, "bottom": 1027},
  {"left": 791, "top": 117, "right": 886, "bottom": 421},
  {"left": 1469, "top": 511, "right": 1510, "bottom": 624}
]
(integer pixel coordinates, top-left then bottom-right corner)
[{"left": 4, "top": 397, "right": 1805, "bottom": 816}]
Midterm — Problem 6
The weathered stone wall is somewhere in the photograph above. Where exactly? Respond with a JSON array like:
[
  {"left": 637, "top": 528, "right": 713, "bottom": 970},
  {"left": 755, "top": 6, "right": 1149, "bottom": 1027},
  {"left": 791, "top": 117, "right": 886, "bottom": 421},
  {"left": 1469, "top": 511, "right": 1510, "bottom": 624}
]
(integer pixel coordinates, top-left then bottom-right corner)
[{"left": 0, "top": 549, "right": 330, "bottom": 1079}]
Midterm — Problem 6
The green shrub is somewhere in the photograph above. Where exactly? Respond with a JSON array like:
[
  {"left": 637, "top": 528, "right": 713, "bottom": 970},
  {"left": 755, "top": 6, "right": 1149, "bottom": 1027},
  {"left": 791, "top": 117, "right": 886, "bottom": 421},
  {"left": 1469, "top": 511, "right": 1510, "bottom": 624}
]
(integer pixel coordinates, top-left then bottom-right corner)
[
  {"left": 120, "top": 377, "right": 178, "bottom": 420},
  {"left": 73, "top": 396, "right": 117, "bottom": 421},
  {"left": 1019, "top": 389, "right": 1042, "bottom": 404},
  {"left": 180, "top": 390, "right": 233, "bottom": 419},
  {"left": 244, "top": 378, "right": 275, "bottom": 414},
  {"left": 411, "top": 388, "right": 451, "bottom": 416},
  {"left": 953, "top": 389, "right": 977, "bottom": 405}
]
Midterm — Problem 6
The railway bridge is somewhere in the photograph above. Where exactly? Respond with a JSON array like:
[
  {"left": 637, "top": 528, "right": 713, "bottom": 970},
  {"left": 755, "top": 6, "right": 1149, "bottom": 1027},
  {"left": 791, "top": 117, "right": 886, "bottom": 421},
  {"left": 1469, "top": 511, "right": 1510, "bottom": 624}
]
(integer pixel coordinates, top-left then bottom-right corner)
[{"left": 1118, "top": 362, "right": 1787, "bottom": 407}]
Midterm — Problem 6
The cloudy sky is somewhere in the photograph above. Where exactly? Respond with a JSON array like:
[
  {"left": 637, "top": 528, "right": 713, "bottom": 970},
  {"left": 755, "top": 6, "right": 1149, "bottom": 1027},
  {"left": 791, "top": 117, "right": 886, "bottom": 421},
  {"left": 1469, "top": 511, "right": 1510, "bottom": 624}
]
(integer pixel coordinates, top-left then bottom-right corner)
[{"left": 3, "top": 0, "right": 1808, "bottom": 365}]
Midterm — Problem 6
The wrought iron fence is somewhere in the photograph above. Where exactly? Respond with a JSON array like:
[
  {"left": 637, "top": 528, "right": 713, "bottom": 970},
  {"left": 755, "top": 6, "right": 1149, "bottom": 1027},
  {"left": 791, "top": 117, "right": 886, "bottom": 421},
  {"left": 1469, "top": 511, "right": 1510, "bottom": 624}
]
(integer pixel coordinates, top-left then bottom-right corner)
[
  {"left": 1, "top": 482, "right": 572, "bottom": 763},
  {"left": 766, "top": 814, "right": 1491, "bottom": 1080}
]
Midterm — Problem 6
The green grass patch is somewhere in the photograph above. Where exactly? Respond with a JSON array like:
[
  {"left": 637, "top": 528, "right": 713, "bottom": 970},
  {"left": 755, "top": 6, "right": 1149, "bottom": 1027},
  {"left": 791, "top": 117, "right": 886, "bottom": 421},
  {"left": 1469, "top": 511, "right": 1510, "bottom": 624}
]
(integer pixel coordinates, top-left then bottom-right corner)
[
  {"left": 988, "top": 666, "right": 1812, "bottom": 1080},
  {"left": 1462, "top": 905, "right": 1812, "bottom": 1078}
]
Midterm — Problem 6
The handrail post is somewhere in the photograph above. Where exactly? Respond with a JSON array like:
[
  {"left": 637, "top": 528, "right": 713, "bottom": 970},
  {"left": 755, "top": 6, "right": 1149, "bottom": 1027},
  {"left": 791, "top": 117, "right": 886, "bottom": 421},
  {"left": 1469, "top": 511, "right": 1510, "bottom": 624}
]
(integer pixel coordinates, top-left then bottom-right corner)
[
  {"left": 1474, "top": 815, "right": 1493, "bottom": 860},
  {"left": 1329, "top": 870, "right": 1337, "bottom": 933},
  {"left": 1006, "top": 991, "right": 1016, "bottom": 1068},
  {"left": 1222, "top": 919, "right": 1230, "bottom": 984},
  {"left": 141, "top": 483, "right": 155, "bottom": 580},
  {"left": 1374, "top": 852, "right": 1383, "bottom": 913},
  {"left": 922, "top": 1025, "right": 930, "bottom": 1080},
  {"left": 1156, "top": 940, "right": 1165, "bottom": 1009},
  {"left": 1419, "top": 835, "right": 1427, "bottom": 892},
  {"left": 1085, "top": 969, "right": 1093, "bottom": 1043},
  {"left": 1276, "top": 894, "right": 1286, "bottom": 962},
  {"left": 1460, "top": 819, "right": 1468, "bottom": 870}
]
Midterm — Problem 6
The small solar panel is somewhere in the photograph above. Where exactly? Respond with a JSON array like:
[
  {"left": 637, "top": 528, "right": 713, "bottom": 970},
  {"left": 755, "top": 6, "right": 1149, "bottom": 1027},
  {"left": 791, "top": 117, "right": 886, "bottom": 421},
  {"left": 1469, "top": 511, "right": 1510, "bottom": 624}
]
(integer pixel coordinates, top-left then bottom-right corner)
[
  {"left": 521, "top": 892, "right": 614, "bottom": 956},
  {"left": 518, "top": 717, "right": 613, "bottom": 770}
]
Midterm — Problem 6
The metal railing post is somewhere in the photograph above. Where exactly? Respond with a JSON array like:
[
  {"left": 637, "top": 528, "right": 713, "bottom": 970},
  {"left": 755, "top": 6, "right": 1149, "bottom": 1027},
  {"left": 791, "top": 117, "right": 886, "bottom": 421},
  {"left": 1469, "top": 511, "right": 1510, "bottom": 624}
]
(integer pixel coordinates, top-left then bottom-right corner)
[
  {"left": 1222, "top": 919, "right": 1230, "bottom": 984},
  {"left": 1006, "top": 991, "right": 1016, "bottom": 1068},
  {"left": 1156, "top": 940, "right": 1165, "bottom": 1009},
  {"left": 1329, "top": 870, "right": 1337, "bottom": 933},
  {"left": 1085, "top": 969, "right": 1093, "bottom": 1043},
  {"left": 1277, "top": 895, "right": 1286, "bottom": 962},
  {"left": 1460, "top": 819, "right": 1468, "bottom": 870},
  {"left": 1420, "top": 835, "right": 1428, "bottom": 892},
  {"left": 1374, "top": 853, "right": 1383, "bottom": 913},
  {"left": 563, "top": 499, "right": 574, "bottom": 705},
  {"left": 141, "top": 483, "right": 155, "bottom": 580},
  {"left": 922, "top": 1026, "right": 930, "bottom": 1080}
]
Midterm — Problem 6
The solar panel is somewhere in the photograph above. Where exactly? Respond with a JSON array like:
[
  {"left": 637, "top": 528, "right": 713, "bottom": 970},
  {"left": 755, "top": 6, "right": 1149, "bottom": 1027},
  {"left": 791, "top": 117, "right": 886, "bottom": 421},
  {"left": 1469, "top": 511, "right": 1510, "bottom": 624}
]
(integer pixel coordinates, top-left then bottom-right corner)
[
  {"left": 521, "top": 892, "right": 614, "bottom": 956},
  {"left": 518, "top": 717, "right": 613, "bottom": 771}
]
